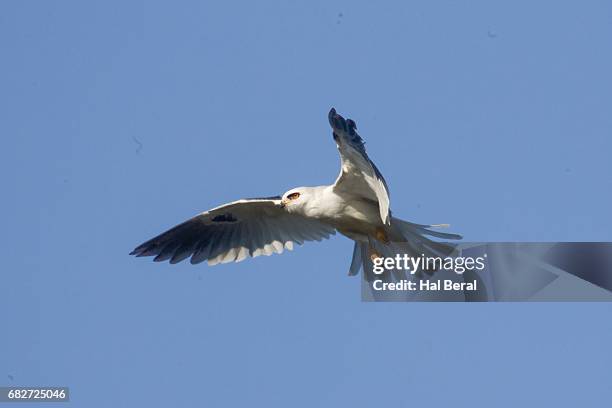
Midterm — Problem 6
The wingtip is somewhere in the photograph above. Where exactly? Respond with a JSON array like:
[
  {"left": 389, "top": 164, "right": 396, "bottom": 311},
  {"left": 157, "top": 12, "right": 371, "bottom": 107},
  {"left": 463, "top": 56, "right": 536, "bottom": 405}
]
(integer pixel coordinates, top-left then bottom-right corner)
[
  {"left": 328, "top": 108, "right": 346, "bottom": 131},
  {"left": 328, "top": 108, "right": 359, "bottom": 137},
  {"left": 328, "top": 107, "right": 337, "bottom": 126}
]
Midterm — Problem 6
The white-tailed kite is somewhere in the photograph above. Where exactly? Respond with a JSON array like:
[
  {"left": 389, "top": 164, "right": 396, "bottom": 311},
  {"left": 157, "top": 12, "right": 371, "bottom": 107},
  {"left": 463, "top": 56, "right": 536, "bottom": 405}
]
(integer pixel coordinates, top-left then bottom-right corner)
[{"left": 130, "top": 108, "right": 461, "bottom": 275}]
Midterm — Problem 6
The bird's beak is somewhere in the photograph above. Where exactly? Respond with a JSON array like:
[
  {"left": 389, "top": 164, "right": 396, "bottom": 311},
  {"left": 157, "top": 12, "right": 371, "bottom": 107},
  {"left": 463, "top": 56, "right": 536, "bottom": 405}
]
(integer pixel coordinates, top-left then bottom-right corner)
[{"left": 280, "top": 199, "right": 288, "bottom": 208}]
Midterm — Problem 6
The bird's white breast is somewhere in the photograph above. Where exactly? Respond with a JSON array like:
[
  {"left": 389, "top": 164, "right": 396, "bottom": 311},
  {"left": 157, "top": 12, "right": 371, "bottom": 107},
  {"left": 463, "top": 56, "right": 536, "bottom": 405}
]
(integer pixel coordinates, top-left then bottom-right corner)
[{"left": 302, "top": 186, "right": 382, "bottom": 236}]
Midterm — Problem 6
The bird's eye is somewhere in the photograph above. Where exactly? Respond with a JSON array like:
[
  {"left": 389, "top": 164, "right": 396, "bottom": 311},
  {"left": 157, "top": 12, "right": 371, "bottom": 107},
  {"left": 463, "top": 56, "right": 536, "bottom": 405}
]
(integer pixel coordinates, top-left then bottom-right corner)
[{"left": 287, "top": 192, "right": 300, "bottom": 200}]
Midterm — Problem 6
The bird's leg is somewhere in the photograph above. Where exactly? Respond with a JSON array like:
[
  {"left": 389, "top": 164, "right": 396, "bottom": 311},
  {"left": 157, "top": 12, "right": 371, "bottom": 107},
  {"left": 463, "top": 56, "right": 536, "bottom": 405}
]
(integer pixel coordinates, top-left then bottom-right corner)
[
  {"left": 368, "top": 236, "right": 382, "bottom": 262},
  {"left": 369, "top": 251, "right": 382, "bottom": 262},
  {"left": 374, "top": 227, "right": 389, "bottom": 244}
]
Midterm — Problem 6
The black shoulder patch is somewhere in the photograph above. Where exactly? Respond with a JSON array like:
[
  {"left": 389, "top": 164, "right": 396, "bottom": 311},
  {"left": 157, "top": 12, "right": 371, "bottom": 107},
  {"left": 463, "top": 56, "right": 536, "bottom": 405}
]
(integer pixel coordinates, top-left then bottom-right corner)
[
  {"left": 245, "top": 195, "right": 281, "bottom": 201},
  {"left": 212, "top": 213, "right": 238, "bottom": 223}
]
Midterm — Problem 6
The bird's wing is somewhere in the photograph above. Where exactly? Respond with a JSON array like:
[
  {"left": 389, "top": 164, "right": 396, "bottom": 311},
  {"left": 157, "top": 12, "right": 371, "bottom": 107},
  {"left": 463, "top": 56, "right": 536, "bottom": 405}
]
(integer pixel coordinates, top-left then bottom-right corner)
[
  {"left": 130, "top": 197, "right": 336, "bottom": 265},
  {"left": 328, "top": 108, "right": 391, "bottom": 225}
]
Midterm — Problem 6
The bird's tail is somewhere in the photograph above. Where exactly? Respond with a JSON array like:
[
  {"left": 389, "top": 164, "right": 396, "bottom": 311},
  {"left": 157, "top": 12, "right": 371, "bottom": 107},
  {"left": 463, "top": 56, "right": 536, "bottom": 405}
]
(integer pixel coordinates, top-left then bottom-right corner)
[
  {"left": 347, "top": 217, "right": 462, "bottom": 280},
  {"left": 390, "top": 217, "right": 462, "bottom": 258}
]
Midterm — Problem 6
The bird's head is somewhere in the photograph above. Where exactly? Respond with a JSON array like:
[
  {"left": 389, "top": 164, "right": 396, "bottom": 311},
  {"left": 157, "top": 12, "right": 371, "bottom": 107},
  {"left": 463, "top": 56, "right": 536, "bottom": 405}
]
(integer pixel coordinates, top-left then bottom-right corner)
[{"left": 280, "top": 187, "right": 308, "bottom": 213}]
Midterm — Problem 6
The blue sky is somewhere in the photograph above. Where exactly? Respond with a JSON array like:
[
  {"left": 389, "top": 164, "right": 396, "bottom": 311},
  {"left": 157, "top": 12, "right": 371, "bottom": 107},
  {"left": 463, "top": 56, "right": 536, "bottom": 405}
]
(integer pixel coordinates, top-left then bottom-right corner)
[{"left": 1, "top": 1, "right": 612, "bottom": 406}]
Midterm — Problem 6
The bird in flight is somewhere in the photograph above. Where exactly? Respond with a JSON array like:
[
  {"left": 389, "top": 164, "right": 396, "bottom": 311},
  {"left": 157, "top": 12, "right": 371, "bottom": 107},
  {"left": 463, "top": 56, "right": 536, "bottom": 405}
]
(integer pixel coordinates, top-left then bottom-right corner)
[{"left": 130, "top": 108, "right": 461, "bottom": 275}]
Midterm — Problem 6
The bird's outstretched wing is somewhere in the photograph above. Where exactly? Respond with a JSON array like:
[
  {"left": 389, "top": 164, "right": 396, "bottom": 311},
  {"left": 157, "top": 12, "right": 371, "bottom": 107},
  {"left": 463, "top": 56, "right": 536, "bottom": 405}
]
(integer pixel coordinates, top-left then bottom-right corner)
[
  {"left": 328, "top": 108, "right": 391, "bottom": 225},
  {"left": 130, "top": 197, "right": 336, "bottom": 265}
]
